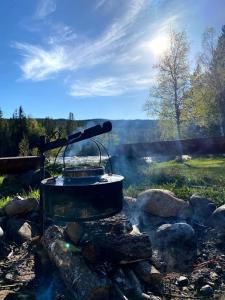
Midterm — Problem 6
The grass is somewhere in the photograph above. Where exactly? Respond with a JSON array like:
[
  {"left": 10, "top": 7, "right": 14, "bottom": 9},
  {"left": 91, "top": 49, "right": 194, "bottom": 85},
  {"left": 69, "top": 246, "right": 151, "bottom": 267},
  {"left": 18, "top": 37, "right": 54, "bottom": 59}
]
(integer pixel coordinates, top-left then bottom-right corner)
[
  {"left": 0, "top": 175, "right": 40, "bottom": 208},
  {"left": 0, "top": 156, "right": 225, "bottom": 208},
  {"left": 123, "top": 156, "right": 225, "bottom": 206}
]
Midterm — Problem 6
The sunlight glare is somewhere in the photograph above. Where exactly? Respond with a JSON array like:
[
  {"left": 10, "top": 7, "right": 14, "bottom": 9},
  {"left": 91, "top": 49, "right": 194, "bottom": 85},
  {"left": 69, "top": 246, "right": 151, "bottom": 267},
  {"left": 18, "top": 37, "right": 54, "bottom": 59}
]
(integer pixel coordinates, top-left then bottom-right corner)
[{"left": 143, "top": 35, "right": 169, "bottom": 57}]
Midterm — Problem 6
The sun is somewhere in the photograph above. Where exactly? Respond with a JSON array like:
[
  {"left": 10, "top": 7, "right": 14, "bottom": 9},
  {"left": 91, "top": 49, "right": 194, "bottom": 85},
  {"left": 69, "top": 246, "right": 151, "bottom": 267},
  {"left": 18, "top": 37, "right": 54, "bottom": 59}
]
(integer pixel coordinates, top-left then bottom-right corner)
[{"left": 143, "top": 35, "right": 169, "bottom": 57}]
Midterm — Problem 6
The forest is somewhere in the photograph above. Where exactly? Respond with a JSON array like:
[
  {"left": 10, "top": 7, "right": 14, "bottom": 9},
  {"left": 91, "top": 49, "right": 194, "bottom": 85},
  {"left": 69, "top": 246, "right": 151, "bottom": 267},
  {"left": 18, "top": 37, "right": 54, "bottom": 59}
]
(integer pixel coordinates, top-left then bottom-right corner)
[{"left": 0, "top": 26, "right": 225, "bottom": 157}]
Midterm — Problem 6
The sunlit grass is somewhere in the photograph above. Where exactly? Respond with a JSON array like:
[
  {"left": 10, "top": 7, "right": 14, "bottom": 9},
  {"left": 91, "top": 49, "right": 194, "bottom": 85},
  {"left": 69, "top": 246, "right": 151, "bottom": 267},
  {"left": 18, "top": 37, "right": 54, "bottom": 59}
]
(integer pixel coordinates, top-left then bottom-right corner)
[
  {"left": 124, "top": 156, "right": 225, "bottom": 206},
  {"left": 0, "top": 174, "right": 40, "bottom": 209}
]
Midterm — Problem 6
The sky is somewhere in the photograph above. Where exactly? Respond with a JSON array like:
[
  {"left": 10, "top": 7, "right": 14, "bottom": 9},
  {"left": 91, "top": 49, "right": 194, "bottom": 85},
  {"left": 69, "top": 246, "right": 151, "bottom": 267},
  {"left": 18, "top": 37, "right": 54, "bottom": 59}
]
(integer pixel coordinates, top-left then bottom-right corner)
[{"left": 0, "top": 0, "right": 225, "bottom": 120}]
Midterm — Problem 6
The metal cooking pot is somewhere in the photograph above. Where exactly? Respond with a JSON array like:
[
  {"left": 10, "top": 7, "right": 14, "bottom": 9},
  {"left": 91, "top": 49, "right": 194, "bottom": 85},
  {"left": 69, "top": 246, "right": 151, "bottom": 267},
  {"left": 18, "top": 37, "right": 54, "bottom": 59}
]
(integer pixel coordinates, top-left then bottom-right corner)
[{"left": 41, "top": 167, "right": 124, "bottom": 222}]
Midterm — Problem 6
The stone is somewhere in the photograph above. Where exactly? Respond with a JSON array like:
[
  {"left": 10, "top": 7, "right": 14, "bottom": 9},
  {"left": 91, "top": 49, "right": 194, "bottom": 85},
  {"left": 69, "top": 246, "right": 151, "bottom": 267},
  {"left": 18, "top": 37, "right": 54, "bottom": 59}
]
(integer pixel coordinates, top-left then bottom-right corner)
[
  {"left": 189, "top": 194, "right": 216, "bottom": 224},
  {"left": 6, "top": 218, "right": 33, "bottom": 244},
  {"left": 155, "top": 223, "right": 196, "bottom": 271},
  {"left": 210, "top": 271, "right": 219, "bottom": 282},
  {"left": 199, "top": 284, "right": 213, "bottom": 296},
  {"left": 65, "top": 222, "right": 84, "bottom": 245},
  {"left": 177, "top": 276, "right": 189, "bottom": 287},
  {"left": 156, "top": 222, "right": 195, "bottom": 246},
  {"left": 137, "top": 189, "right": 189, "bottom": 218},
  {"left": 5, "top": 196, "right": 39, "bottom": 216},
  {"left": 0, "top": 226, "right": 4, "bottom": 239},
  {"left": 210, "top": 204, "right": 225, "bottom": 232}
]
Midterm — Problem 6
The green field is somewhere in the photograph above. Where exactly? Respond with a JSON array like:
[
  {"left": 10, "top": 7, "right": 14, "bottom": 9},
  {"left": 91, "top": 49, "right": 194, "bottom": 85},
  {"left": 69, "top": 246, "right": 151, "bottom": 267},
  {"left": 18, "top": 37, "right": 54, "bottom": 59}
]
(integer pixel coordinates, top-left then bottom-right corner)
[{"left": 124, "top": 156, "right": 225, "bottom": 205}]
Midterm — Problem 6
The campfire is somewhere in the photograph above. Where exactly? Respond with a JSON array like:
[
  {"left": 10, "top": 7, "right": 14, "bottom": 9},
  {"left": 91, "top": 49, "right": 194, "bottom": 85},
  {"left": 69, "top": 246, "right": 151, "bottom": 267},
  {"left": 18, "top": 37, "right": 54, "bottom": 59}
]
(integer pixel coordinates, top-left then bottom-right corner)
[{"left": 1, "top": 122, "right": 225, "bottom": 300}]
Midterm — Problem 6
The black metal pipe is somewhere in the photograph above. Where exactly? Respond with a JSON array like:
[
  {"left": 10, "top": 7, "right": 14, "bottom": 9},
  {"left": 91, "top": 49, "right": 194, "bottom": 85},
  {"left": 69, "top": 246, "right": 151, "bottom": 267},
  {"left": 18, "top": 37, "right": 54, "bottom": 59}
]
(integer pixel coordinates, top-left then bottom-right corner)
[{"left": 40, "top": 121, "right": 112, "bottom": 152}]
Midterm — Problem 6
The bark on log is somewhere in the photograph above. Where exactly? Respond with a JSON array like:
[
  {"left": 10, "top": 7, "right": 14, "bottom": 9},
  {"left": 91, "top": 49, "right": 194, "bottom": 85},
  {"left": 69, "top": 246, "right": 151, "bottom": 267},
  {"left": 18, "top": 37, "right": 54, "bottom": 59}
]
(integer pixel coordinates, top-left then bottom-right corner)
[
  {"left": 42, "top": 225, "right": 112, "bottom": 300},
  {"left": 82, "top": 232, "right": 152, "bottom": 264},
  {"left": 132, "top": 261, "right": 162, "bottom": 285}
]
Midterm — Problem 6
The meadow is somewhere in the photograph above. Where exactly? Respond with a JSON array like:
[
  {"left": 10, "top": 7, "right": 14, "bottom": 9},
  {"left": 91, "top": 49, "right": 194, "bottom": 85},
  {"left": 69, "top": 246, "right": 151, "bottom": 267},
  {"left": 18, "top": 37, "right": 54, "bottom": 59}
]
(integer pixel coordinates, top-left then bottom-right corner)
[{"left": 0, "top": 155, "right": 225, "bottom": 209}]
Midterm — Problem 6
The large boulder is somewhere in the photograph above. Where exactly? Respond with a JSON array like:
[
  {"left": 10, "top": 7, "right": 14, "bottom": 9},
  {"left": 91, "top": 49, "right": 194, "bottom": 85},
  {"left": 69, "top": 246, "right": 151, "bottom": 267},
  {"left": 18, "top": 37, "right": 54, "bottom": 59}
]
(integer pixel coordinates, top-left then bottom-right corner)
[
  {"left": 210, "top": 204, "right": 225, "bottom": 233},
  {"left": 189, "top": 194, "right": 216, "bottom": 224},
  {"left": 137, "top": 189, "right": 189, "bottom": 218},
  {"left": 4, "top": 196, "right": 39, "bottom": 217}
]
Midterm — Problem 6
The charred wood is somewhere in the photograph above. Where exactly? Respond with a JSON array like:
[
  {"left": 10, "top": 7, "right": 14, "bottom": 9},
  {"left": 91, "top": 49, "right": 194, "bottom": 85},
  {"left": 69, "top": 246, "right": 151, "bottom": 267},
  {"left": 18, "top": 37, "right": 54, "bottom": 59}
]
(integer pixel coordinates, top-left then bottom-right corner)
[{"left": 82, "top": 232, "right": 152, "bottom": 264}]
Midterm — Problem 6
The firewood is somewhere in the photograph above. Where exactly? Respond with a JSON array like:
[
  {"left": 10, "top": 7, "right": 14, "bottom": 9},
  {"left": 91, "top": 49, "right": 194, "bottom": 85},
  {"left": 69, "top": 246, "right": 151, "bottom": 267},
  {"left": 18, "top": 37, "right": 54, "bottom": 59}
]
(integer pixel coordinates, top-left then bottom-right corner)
[
  {"left": 42, "top": 225, "right": 112, "bottom": 300},
  {"left": 84, "top": 213, "right": 133, "bottom": 236},
  {"left": 132, "top": 261, "right": 162, "bottom": 285},
  {"left": 82, "top": 232, "right": 152, "bottom": 264}
]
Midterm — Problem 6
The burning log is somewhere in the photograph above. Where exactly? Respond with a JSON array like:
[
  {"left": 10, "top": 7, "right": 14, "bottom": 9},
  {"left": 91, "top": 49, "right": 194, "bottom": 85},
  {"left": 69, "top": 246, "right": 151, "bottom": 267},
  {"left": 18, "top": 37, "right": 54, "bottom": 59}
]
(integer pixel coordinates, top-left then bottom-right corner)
[
  {"left": 42, "top": 225, "right": 112, "bottom": 300},
  {"left": 82, "top": 232, "right": 152, "bottom": 264}
]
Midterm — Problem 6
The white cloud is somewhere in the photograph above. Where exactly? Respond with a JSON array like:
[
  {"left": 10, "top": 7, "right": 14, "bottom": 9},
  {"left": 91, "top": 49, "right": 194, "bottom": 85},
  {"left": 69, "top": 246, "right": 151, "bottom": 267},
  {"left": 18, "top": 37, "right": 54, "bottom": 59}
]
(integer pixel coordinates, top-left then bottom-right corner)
[
  {"left": 36, "top": 0, "right": 56, "bottom": 19},
  {"left": 15, "top": 0, "right": 146, "bottom": 82},
  {"left": 14, "top": 43, "right": 70, "bottom": 81},
  {"left": 69, "top": 75, "right": 153, "bottom": 97}
]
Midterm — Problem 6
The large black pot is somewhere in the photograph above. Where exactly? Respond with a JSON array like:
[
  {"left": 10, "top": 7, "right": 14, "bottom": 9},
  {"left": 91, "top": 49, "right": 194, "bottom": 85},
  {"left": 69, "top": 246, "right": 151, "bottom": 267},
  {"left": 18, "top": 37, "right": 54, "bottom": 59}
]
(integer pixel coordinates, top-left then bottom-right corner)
[{"left": 41, "top": 170, "right": 124, "bottom": 222}]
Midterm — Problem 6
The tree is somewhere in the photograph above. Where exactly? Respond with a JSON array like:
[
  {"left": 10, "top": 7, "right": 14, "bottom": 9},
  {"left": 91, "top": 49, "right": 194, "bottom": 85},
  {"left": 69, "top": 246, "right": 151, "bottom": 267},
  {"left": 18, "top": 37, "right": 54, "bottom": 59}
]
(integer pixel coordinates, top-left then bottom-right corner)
[
  {"left": 66, "top": 112, "right": 76, "bottom": 135},
  {"left": 190, "top": 26, "right": 225, "bottom": 136},
  {"left": 209, "top": 26, "right": 225, "bottom": 135},
  {"left": 19, "top": 135, "right": 30, "bottom": 156},
  {"left": 144, "top": 30, "right": 190, "bottom": 140}
]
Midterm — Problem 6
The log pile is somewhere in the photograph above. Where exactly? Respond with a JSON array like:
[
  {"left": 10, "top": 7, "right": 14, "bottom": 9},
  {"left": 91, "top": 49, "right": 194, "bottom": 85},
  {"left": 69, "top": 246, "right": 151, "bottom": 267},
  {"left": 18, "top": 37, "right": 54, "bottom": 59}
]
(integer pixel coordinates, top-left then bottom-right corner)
[{"left": 42, "top": 214, "right": 161, "bottom": 300}]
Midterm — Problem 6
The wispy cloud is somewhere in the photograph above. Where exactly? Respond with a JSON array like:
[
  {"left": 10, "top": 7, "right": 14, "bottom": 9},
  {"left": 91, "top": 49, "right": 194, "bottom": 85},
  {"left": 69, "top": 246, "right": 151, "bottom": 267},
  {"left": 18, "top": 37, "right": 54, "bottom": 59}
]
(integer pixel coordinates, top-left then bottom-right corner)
[
  {"left": 14, "top": 42, "right": 70, "bottom": 81},
  {"left": 95, "top": 0, "right": 108, "bottom": 10},
  {"left": 69, "top": 75, "right": 153, "bottom": 97},
  {"left": 15, "top": 0, "right": 146, "bottom": 82},
  {"left": 14, "top": 0, "right": 181, "bottom": 97},
  {"left": 35, "top": 0, "right": 56, "bottom": 19}
]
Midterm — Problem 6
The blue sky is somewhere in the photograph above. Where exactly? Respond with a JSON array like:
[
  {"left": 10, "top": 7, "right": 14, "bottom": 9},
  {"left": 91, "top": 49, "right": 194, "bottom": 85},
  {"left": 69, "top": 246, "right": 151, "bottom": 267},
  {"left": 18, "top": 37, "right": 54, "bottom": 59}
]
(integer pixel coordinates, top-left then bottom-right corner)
[{"left": 0, "top": 0, "right": 224, "bottom": 120}]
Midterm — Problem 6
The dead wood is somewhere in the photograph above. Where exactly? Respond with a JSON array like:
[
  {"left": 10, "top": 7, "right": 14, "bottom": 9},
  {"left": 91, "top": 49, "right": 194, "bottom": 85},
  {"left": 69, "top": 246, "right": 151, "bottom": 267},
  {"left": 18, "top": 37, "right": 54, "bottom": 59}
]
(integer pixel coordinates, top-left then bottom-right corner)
[
  {"left": 82, "top": 232, "right": 152, "bottom": 264},
  {"left": 42, "top": 225, "right": 112, "bottom": 300}
]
